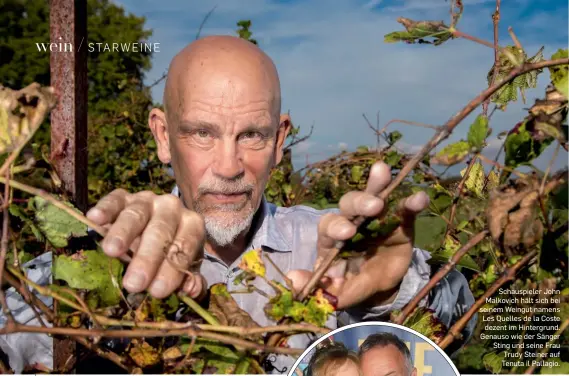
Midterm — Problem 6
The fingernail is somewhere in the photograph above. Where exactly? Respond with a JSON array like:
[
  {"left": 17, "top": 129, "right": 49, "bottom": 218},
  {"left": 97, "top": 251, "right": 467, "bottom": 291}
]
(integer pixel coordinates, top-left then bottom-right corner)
[
  {"left": 150, "top": 279, "right": 167, "bottom": 296},
  {"left": 124, "top": 272, "right": 146, "bottom": 291},
  {"left": 86, "top": 207, "right": 103, "bottom": 220},
  {"left": 332, "top": 222, "right": 352, "bottom": 237},
  {"left": 409, "top": 192, "right": 429, "bottom": 209},
  {"left": 104, "top": 238, "right": 124, "bottom": 255},
  {"left": 363, "top": 197, "right": 382, "bottom": 212}
]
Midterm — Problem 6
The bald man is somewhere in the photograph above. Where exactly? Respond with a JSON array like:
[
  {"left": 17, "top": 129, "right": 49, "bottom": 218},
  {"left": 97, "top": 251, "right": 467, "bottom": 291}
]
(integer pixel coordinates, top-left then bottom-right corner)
[{"left": 85, "top": 36, "right": 476, "bottom": 373}]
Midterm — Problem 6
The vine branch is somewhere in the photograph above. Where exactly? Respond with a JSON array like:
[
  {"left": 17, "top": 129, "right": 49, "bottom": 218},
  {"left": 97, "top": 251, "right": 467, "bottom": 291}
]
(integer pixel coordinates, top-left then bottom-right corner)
[
  {"left": 437, "top": 249, "right": 538, "bottom": 349},
  {"left": 297, "top": 57, "right": 569, "bottom": 304},
  {"left": 393, "top": 230, "right": 488, "bottom": 325}
]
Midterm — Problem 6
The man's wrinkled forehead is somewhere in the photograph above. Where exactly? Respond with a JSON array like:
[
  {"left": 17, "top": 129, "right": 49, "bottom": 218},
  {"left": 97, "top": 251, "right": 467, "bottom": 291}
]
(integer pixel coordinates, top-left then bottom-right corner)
[{"left": 164, "top": 37, "right": 281, "bottom": 126}]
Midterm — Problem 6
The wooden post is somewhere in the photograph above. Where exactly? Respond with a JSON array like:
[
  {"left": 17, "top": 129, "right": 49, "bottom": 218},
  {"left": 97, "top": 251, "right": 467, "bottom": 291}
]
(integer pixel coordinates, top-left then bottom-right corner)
[{"left": 50, "top": 0, "right": 88, "bottom": 371}]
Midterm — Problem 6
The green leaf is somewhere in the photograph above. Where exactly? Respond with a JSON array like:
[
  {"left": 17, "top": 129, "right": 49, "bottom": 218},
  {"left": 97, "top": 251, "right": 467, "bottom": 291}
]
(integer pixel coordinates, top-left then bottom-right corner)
[
  {"left": 384, "top": 150, "right": 403, "bottom": 167},
  {"left": 489, "top": 46, "right": 545, "bottom": 110},
  {"left": 264, "top": 284, "right": 336, "bottom": 326},
  {"left": 429, "top": 236, "right": 481, "bottom": 272},
  {"left": 456, "top": 220, "right": 469, "bottom": 231},
  {"left": 30, "top": 196, "right": 87, "bottom": 248},
  {"left": 384, "top": 18, "right": 452, "bottom": 46},
  {"left": 504, "top": 121, "right": 553, "bottom": 168},
  {"left": 165, "top": 295, "right": 179, "bottom": 314},
  {"left": 431, "top": 141, "right": 471, "bottom": 166},
  {"left": 5, "top": 250, "right": 34, "bottom": 266},
  {"left": 402, "top": 307, "right": 447, "bottom": 342},
  {"left": 387, "top": 131, "right": 402, "bottom": 145},
  {"left": 9, "top": 204, "right": 44, "bottom": 242},
  {"left": 264, "top": 282, "right": 306, "bottom": 322},
  {"left": 283, "top": 183, "right": 292, "bottom": 197},
  {"left": 549, "top": 49, "right": 568, "bottom": 99},
  {"left": 467, "top": 115, "right": 489, "bottom": 150},
  {"left": 182, "top": 339, "right": 240, "bottom": 360},
  {"left": 351, "top": 165, "right": 364, "bottom": 182},
  {"left": 453, "top": 343, "right": 487, "bottom": 372},
  {"left": 413, "top": 172, "right": 425, "bottom": 184},
  {"left": 384, "top": 30, "right": 415, "bottom": 43},
  {"left": 53, "top": 250, "right": 124, "bottom": 307},
  {"left": 356, "top": 145, "right": 369, "bottom": 153},
  {"left": 414, "top": 216, "right": 446, "bottom": 251},
  {"left": 303, "top": 288, "right": 337, "bottom": 326},
  {"left": 483, "top": 351, "right": 505, "bottom": 374}
]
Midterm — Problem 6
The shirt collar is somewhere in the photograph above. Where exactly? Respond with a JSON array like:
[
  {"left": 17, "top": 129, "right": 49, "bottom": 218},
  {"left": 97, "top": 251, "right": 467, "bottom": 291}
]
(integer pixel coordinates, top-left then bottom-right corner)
[{"left": 171, "top": 185, "right": 291, "bottom": 253}]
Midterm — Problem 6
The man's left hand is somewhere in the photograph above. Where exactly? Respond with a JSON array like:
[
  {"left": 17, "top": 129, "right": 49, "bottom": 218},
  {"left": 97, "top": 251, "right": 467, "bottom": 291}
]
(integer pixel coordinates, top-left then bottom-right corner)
[{"left": 287, "top": 161, "right": 429, "bottom": 310}]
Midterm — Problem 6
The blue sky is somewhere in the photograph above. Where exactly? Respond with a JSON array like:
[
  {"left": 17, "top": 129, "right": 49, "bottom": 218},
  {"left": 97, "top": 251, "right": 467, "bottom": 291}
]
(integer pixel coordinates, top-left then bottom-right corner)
[{"left": 113, "top": 0, "right": 568, "bottom": 174}]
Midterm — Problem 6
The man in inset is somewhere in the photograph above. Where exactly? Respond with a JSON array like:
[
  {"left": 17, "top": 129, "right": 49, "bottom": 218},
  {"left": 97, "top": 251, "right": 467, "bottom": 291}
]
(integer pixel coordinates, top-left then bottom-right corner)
[{"left": 359, "top": 333, "right": 417, "bottom": 376}]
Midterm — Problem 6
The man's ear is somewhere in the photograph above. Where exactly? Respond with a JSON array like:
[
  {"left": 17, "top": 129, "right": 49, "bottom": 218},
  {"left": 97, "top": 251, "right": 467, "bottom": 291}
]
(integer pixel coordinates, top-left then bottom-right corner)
[
  {"left": 410, "top": 367, "right": 417, "bottom": 376},
  {"left": 149, "top": 108, "right": 172, "bottom": 164},
  {"left": 275, "top": 113, "right": 292, "bottom": 165}
]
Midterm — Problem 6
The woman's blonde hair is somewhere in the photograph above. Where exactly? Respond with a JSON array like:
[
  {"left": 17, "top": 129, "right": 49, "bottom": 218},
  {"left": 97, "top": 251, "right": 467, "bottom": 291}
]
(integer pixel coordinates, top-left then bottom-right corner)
[{"left": 305, "top": 342, "right": 362, "bottom": 376}]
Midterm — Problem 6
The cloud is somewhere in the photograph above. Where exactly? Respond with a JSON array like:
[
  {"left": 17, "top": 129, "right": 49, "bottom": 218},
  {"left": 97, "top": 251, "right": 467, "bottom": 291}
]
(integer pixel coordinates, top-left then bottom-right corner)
[
  {"left": 292, "top": 140, "right": 314, "bottom": 154},
  {"left": 113, "top": 0, "right": 567, "bottom": 172}
]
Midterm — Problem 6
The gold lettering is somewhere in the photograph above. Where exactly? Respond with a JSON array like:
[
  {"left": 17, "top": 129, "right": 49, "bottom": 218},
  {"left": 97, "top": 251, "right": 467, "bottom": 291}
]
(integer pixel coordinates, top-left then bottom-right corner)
[{"left": 414, "top": 342, "right": 434, "bottom": 376}]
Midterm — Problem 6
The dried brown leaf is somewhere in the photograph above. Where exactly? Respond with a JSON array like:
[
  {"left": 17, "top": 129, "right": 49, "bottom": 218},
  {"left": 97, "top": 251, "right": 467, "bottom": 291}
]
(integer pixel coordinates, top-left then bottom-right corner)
[
  {"left": 208, "top": 284, "right": 262, "bottom": 341},
  {"left": 486, "top": 178, "right": 543, "bottom": 253},
  {"left": 0, "top": 83, "right": 57, "bottom": 155},
  {"left": 503, "top": 191, "right": 542, "bottom": 249}
]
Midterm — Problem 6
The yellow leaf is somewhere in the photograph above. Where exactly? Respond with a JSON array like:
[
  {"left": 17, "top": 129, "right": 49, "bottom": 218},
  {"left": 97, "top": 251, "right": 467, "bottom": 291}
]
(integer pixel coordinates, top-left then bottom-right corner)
[
  {"left": 443, "top": 235, "right": 460, "bottom": 253},
  {"left": 487, "top": 170, "right": 499, "bottom": 191},
  {"left": 68, "top": 315, "right": 81, "bottom": 328},
  {"left": 460, "top": 161, "right": 485, "bottom": 197},
  {"left": 128, "top": 340, "right": 160, "bottom": 368},
  {"left": 238, "top": 249, "right": 266, "bottom": 277},
  {"left": 162, "top": 346, "right": 183, "bottom": 361},
  {"left": 312, "top": 289, "right": 335, "bottom": 315}
]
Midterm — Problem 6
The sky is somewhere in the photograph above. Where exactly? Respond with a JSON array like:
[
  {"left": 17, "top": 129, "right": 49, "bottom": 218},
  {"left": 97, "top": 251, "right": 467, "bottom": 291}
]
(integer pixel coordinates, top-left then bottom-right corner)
[{"left": 112, "top": 0, "right": 568, "bottom": 174}]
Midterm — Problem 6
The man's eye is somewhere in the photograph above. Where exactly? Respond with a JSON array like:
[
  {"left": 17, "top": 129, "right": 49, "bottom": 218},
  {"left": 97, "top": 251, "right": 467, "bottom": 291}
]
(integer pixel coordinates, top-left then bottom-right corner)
[
  {"left": 196, "top": 130, "right": 210, "bottom": 138},
  {"left": 241, "top": 131, "right": 262, "bottom": 140}
]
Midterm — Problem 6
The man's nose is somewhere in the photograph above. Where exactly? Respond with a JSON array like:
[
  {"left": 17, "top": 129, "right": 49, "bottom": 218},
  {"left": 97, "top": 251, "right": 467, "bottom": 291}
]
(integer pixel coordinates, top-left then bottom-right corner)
[{"left": 212, "top": 140, "right": 244, "bottom": 179}]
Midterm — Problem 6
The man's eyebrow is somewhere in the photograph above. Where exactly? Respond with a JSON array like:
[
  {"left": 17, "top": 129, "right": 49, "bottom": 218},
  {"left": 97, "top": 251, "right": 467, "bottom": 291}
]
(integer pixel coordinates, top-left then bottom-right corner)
[
  {"left": 241, "top": 123, "right": 274, "bottom": 134},
  {"left": 177, "top": 120, "right": 221, "bottom": 133}
]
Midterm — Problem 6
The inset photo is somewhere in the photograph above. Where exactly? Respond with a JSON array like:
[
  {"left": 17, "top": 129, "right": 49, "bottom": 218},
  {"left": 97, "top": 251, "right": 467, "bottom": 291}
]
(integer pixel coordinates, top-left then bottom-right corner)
[{"left": 289, "top": 322, "right": 459, "bottom": 376}]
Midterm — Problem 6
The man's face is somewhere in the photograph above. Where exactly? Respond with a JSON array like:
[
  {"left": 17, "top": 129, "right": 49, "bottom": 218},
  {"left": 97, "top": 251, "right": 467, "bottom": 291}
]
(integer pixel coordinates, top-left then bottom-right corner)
[
  {"left": 360, "top": 345, "right": 416, "bottom": 376},
  {"left": 167, "top": 69, "right": 282, "bottom": 246}
]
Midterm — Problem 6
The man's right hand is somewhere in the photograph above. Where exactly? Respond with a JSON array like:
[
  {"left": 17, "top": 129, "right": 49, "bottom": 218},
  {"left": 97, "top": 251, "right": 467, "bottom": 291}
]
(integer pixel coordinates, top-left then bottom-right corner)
[{"left": 86, "top": 189, "right": 207, "bottom": 300}]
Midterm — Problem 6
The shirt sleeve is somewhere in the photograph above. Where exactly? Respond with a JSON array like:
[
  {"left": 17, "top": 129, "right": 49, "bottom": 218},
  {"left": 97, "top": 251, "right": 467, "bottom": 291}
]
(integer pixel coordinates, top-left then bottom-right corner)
[
  {"left": 338, "top": 248, "right": 477, "bottom": 351},
  {"left": 339, "top": 247, "right": 431, "bottom": 321},
  {"left": 0, "top": 252, "right": 53, "bottom": 373}
]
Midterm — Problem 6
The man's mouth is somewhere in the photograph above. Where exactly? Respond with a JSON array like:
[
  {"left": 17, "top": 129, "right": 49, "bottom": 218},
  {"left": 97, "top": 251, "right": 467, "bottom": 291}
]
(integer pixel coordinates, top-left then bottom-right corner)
[{"left": 207, "top": 192, "right": 249, "bottom": 203}]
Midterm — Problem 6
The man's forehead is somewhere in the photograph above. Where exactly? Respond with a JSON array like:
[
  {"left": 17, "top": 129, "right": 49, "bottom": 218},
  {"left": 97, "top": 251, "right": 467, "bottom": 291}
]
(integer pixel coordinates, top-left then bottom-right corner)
[
  {"left": 164, "top": 36, "right": 281, "bottom": 123},
  {"left": 174, "top": 83, "right": 279, "bottom": 125}
]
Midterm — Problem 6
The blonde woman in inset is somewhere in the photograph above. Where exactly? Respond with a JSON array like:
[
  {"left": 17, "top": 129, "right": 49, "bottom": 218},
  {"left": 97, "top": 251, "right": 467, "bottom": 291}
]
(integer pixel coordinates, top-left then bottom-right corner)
[{"left": 304, "top": 342, "right": 362, "bottom": 376}]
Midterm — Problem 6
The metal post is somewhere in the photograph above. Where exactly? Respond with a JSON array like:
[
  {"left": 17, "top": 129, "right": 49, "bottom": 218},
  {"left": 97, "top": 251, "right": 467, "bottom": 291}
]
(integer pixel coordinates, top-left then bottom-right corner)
[
  {"left": 50, "top": 0, "right": 88, "bottom": 213},
  {"left": 50, "top": 0, "right": 88, "bottom": 371}
]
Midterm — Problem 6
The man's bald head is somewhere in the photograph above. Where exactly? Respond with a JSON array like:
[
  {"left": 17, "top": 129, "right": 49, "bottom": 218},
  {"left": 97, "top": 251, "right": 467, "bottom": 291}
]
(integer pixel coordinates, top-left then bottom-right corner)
[
  {"left": 149, "top": 35, "right": 291, "bottom": 251},
  {"left": 163, "top": 35, "right": 282, "bottom": 127}
]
